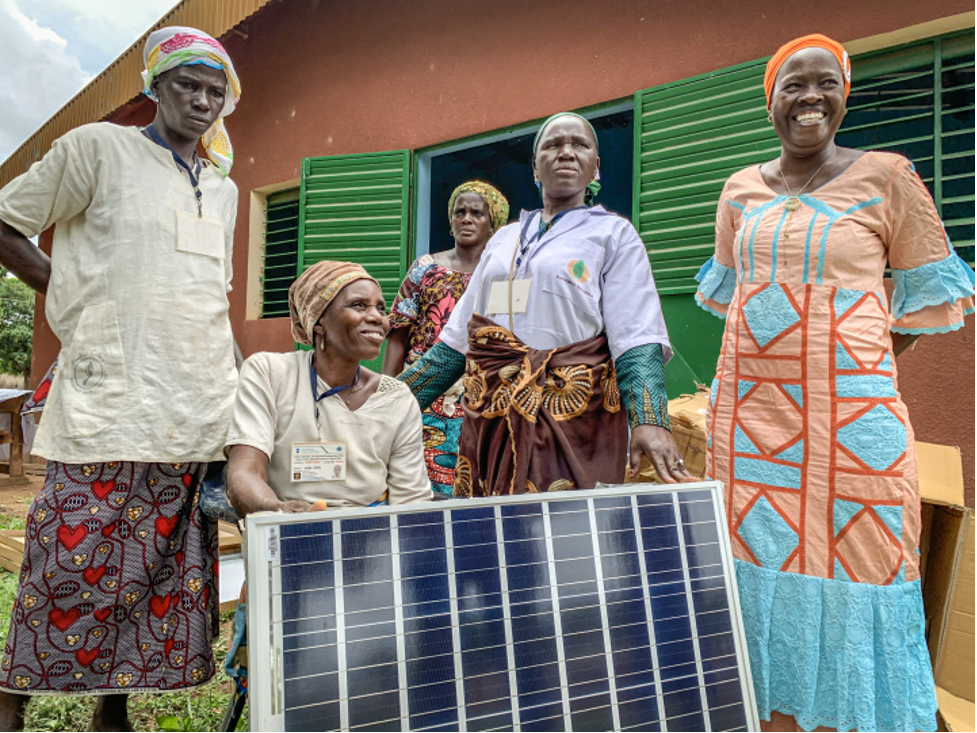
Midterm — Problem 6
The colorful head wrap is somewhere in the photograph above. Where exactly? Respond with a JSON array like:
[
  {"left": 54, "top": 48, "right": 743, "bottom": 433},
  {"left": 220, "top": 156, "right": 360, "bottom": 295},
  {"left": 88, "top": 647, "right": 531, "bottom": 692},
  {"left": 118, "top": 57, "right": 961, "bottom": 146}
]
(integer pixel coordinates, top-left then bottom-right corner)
[
  {"left": 447, "top": 181, "right": 510, "bottom": 234},
  {"left": 142, "top": 27, "right": 242, "bottom": 176},
  {"left": 764, "top": 34, "right": 851, "bottom": 106},
  {"left": 532, "top": 112, "right": 602, "bottom": 206},
  {"left": 288, "top": 261, "right": 381, "bottom": 346}
]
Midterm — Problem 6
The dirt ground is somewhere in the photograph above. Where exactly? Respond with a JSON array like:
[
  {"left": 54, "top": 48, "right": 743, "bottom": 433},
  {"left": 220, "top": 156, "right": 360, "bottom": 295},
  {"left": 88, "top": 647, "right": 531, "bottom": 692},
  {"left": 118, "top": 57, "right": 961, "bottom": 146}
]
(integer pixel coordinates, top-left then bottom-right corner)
[{"left": 0, "top": 471, "right": 43, "bottom": 523}]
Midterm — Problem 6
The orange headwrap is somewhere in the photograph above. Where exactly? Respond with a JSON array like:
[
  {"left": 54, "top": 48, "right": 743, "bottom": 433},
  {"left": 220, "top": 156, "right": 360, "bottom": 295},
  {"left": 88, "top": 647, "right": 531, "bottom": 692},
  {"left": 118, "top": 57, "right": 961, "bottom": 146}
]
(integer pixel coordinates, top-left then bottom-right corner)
[
  {"left": 764, "top": 34, "right": 851, "bottom": 106},
  {"left": 288, "top": 261, "right": 380, "bottom": 346}
]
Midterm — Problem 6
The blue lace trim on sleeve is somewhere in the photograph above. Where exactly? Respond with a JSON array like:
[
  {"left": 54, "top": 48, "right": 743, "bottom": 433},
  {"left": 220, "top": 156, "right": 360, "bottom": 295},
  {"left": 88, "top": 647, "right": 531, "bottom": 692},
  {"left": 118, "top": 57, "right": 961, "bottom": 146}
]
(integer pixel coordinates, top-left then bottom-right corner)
[
  {"left": 890, "top": 320, "right": 968, "bottom": 335},
  {"left": 890, "top": 252, "right": 975, "bottom": 320},
  {"left": 735, "top": 560, "right": 937, "bottom": 732},
  {"left": 696, "top": 256, "right": 736, "bottom": 300}
]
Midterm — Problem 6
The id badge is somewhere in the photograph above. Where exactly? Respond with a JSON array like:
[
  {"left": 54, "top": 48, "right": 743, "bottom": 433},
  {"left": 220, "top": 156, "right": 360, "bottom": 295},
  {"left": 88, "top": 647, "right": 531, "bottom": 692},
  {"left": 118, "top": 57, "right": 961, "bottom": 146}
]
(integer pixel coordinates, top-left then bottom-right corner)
[
  {"left": 291, "top": 442, "right": 347, "bottom": 482},
  {"left": 487, "top": 278, "right": 531, "bottom": 315},
  {"left": 175, "top": 210, "right": 225, "bottom": 259}
]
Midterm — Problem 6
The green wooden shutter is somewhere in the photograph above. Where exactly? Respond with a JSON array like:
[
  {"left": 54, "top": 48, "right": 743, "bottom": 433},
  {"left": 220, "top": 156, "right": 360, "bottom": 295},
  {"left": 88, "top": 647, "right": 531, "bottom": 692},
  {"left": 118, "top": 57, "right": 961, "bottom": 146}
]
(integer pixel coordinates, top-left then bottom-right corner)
[
  {"left": 261, "top": 188, "right": 300, "bottom": 318},
  {"left": 632, "top": 60, "right": 780, "bottom": 391},
  {"left": 297, "top": 150, "right": 412, "bottom": 370},
  {"left": 633, "top": 59, "right": 780, "bottom": 296},
  {"left": 836, "top": 30, "right": 975, "bottom": 265}
]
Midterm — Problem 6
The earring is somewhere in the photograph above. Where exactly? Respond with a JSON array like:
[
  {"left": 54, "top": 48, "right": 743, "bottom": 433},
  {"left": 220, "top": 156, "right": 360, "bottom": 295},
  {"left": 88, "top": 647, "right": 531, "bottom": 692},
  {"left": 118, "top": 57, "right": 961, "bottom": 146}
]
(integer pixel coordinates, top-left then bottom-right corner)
[
  {"left": 767, "top": 111, "right": 773, "bottom": 124},
  {"left": 534, "top": 177, "right": 541, "bottom": 191},
  {"left": 593, "top": 169, "right": 601, "bottom": 182}
]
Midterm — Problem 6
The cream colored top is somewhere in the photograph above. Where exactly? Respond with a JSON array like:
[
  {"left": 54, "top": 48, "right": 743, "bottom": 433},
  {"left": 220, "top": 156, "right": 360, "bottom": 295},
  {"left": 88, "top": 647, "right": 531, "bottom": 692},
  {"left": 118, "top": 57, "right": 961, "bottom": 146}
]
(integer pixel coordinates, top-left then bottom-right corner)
[
  {"left": 226, "top": 351, "right": 432, "bottom": 507},
  {"left": 0, "top": 123, "right": 238, "bottom": 463}
]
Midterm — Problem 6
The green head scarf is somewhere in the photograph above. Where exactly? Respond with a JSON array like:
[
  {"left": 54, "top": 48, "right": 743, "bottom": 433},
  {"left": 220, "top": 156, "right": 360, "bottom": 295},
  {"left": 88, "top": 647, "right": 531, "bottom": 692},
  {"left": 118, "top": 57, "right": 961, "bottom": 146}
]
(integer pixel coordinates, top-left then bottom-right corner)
[{"left": 532, "top": 112, "right": 601, "bottom": 206}]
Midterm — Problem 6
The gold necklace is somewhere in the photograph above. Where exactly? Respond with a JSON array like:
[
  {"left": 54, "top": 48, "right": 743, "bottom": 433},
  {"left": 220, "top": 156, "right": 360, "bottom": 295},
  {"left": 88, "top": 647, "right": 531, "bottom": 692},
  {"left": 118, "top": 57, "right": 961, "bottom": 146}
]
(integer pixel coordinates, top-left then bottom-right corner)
[{"left": 780, "top": 149, "right": 835, "bottom": 211}]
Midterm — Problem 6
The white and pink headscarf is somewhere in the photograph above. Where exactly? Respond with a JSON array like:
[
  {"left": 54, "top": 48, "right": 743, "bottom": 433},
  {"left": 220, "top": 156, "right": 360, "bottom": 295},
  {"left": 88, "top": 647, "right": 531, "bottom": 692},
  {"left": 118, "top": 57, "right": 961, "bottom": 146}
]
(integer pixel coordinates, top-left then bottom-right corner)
[{"left": 141, "top": 26, "right": 242, "bottom": 176}]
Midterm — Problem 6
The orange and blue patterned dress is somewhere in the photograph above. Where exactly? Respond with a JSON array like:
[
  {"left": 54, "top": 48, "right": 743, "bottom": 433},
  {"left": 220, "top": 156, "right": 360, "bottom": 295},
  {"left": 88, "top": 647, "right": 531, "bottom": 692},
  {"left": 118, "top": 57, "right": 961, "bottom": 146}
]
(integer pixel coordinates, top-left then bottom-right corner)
[{"left": 696, "top": 151, "right": 974, "bottom": 732}]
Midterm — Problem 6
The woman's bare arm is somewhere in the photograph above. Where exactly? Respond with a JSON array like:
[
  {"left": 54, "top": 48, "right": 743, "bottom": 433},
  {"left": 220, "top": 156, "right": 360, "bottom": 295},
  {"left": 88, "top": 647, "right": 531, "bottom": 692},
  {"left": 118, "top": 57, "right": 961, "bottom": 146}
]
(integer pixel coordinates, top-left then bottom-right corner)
[
  {"left": 892, "top": 332, "right": 920, "bottom": 356},
  {"left": 226, "top": 444, "right": 310, "bottom": 515},
  {"left": 0, "top": 221, "right": 50, "bottom": 294},
  {"left": 381, "top": 326, "right": 410, "bottom": 376}
]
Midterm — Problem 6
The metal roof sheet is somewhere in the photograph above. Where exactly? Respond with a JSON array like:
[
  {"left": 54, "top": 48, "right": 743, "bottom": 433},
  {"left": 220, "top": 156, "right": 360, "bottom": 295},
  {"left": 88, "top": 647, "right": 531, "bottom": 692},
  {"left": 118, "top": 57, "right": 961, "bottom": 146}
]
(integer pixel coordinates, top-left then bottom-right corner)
[{"left": 0, "top": 0, "right": 272, "bottom": 187}]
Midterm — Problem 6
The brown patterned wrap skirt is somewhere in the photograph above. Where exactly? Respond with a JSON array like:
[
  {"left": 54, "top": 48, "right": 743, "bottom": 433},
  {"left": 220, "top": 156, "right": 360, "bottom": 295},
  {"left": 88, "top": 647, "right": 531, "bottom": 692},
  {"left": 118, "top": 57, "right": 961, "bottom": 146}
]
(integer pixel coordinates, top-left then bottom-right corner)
[
  {"left": 0, "top": 461, "right": 219, "bottom": 695},
  {"left": 455, "top": 314, "right": 628, "bottom": 497}
]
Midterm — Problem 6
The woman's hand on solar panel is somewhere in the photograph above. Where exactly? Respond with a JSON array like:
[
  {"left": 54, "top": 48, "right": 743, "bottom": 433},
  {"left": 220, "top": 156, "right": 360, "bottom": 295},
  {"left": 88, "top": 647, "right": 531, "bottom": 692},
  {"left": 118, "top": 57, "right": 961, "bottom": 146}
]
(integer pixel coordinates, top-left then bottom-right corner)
[
  {"left": 227, "top": 444, "right": 311, "bottom": 515},
  {"left": 629, "top": 425, "right": 697, "bottom": 484}
]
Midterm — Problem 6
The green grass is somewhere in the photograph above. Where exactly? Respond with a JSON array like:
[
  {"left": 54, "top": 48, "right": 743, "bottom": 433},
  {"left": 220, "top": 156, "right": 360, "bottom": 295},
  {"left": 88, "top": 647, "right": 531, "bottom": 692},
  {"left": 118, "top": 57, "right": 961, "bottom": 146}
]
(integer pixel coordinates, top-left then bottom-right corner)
[
  {"left": 0, "top": 515, "right": 25, "bottom": 531},
  {"left": 0, "top": 512, "right": 249, "bottom": 732}
]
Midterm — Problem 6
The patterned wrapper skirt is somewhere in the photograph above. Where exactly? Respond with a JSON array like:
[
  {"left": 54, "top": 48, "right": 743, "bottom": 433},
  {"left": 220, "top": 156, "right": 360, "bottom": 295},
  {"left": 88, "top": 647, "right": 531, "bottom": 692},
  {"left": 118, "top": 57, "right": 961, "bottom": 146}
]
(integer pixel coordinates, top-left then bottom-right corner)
[
  {"left": 0, "top": 461, "right": 219, "bottom": 695},
  {"left": 455, "top": 314, "right": 628, "bottom": 497}
]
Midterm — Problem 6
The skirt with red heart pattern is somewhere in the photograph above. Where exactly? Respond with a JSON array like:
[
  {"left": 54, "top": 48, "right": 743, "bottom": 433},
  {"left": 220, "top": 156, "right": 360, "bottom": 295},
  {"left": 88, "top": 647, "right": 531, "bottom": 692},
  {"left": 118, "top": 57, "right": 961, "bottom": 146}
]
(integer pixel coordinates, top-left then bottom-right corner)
[{"left": 0, "top": 461, "right": 218, "bottom": 694}]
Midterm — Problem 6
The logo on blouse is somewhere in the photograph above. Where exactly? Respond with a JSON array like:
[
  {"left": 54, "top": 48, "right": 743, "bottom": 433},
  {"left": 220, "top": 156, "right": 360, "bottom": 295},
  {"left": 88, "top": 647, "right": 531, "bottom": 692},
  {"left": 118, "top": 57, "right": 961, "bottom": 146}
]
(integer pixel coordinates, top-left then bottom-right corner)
[
  {"left": 71, "top": 354, "right": 106, "bottom": 392},
  {"left": 566, "top": 260, "right": 590, "bottom": 284}
]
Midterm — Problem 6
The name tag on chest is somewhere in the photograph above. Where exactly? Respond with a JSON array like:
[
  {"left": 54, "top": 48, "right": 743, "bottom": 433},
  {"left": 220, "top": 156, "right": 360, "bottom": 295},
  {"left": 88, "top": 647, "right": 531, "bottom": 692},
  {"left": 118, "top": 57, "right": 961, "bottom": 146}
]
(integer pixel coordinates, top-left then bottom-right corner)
[
  {"left": 175, "top": 211, "right": 225, "bottom": 259},
  {"left": 291, "top": 442, "right": 347, "bottom": 482},
  {"left": 487, "top": 278, "right": 532, "bottom": 315}
]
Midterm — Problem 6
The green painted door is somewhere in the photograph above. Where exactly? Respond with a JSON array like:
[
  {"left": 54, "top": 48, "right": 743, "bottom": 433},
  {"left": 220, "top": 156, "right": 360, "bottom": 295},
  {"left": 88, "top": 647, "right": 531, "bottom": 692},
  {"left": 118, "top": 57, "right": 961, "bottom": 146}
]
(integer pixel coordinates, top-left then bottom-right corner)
[{"left": 298, "top": 150, "right": 413, "bottom": 371}]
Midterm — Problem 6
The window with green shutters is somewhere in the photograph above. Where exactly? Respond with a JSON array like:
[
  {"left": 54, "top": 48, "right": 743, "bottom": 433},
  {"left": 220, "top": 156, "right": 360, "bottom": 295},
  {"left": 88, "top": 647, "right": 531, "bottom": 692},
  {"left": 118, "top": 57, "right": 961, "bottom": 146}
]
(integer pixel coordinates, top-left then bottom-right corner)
[
  {"left": 261, "top": 188, "right": 300, "bottom": 318},
  {"left": 836, "top": 30, "right": 975, "bottom": 266},
  {"left": 633, "top": 58, "right": 778, "bottom": 297},
  {"left": 297, "top": 150, "right": 412, "bottom": 369}
]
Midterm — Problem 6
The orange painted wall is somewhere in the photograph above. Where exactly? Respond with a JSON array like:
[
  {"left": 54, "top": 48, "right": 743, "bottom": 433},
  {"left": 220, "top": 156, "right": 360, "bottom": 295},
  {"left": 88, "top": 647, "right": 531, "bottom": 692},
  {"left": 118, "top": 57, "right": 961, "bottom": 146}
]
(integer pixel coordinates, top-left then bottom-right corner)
[{"left": 27, "top": 0, "right": 974, "bottom": 502}]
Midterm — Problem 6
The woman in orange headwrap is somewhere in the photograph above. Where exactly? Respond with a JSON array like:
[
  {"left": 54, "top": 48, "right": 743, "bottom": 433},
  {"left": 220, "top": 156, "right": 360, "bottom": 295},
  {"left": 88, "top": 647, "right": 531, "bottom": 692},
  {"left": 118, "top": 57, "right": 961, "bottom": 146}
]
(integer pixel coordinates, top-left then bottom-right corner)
[{"left": 695, "top": 34, "right": 974, "bottom": 732}]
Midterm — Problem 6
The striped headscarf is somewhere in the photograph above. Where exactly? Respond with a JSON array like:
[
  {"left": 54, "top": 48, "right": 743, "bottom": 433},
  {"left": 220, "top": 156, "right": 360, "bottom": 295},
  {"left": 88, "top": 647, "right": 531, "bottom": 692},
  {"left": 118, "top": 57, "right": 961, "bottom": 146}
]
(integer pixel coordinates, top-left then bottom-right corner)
[
  {"left": 764, "top": 34, "right": 851, "bottom": 105},
  {"left": 448, "top": 181, "right": 510, "bottom": 234},
  {"left": 142, "top": 27, "right": 242, "bottom": 176},
  {"left": 288, "top": 261, "right": 381, "bottom": 346}
]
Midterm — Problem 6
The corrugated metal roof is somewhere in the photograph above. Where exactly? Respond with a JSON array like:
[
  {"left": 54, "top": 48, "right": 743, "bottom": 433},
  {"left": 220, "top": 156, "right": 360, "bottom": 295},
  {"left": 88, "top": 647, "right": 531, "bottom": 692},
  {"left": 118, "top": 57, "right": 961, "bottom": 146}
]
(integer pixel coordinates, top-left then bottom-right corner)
[{"left": 0, "top": 0, "right": 273, "bottom": 187}]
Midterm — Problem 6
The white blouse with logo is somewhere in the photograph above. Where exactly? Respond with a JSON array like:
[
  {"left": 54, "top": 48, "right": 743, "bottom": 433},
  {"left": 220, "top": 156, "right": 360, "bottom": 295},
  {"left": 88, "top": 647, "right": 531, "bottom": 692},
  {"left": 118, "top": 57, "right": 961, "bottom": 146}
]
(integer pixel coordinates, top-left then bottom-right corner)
[{"left": 438, "top": 206, "right": 671, "bottom": 361}]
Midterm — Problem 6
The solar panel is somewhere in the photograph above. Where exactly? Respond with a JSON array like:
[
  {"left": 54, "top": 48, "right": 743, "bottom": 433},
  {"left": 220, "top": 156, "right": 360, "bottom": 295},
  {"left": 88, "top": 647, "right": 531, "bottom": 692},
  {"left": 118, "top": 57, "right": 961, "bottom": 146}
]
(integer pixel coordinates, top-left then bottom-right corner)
[{"left": 246, "top": 482, "right": 758, "bottom": 732}]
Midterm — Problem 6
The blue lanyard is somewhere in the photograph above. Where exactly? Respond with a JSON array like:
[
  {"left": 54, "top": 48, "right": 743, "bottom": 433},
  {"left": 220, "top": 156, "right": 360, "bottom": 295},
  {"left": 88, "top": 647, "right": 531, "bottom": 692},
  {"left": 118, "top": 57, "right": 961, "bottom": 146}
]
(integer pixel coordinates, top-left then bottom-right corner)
[
  {"left": 144, "top": 125, "right": 204, "bottom": 216},
  {"left": 309, "top": 353, "right": 360, "bottom": 425},
  {"left": 515, "top": 207, "right": 586, "bottom": 269}
]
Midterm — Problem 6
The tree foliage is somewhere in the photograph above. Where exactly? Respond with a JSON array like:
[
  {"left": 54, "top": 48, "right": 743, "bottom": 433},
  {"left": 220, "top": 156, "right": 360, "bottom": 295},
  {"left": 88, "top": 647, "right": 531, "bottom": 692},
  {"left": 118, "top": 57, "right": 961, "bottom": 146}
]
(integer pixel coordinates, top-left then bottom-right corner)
[{"left": 0, "top": 267, "right": 34, "bottom": 379}]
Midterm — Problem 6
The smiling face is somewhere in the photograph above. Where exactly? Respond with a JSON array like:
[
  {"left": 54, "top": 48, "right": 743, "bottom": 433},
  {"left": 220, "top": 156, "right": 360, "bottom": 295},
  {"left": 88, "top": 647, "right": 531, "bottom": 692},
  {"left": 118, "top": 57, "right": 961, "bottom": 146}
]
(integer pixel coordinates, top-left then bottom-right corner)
[
  {"left": 769, "top": 47, "right": 847, "bottom": 158},
  {"left": 450, "top": 192, "right": 493, "bottom": 248},
  {"left": 533, "top": 116, "right": 600, "bottom": 203},
  {"left": 152, "top": 64, "right": 227, "bottom": 146},
  {"left": 314, "top": 280, "right": 390, "bottom": 363}
]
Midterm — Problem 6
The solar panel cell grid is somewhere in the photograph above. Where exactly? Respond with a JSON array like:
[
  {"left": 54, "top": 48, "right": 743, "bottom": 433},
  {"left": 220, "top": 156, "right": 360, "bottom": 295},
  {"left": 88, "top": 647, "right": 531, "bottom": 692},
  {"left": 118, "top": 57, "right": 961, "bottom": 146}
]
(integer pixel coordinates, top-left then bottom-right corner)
[{"left": 249, "top": 483, "right": 757, "bottom": 731}]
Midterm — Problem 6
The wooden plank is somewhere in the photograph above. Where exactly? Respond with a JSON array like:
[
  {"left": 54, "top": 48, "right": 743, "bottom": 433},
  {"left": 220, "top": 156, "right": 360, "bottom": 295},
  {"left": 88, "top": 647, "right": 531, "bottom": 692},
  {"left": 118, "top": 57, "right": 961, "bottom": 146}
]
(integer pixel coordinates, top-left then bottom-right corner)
[{"left": 218, "top": 521, "right": 241, "bottom": 555}]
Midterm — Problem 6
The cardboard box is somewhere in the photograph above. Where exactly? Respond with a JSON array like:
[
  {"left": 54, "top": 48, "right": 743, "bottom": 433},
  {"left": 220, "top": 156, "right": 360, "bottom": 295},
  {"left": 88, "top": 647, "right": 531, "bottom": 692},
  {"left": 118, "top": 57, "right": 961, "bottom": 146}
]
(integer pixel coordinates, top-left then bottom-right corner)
[
  {"left": 626, "top": 388, "right": 710, "bottom": 482},
  {"left": 916, "top": 442, "right": 975, "bottom": 732}
]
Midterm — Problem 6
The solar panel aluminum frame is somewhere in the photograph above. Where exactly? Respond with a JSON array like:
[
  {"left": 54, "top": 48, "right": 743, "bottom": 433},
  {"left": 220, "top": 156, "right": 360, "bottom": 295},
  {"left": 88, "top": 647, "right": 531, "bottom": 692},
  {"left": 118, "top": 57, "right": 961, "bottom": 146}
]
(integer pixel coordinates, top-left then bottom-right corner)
[{"left": 245, "top": 481, "right": 759, "bottom": 732}]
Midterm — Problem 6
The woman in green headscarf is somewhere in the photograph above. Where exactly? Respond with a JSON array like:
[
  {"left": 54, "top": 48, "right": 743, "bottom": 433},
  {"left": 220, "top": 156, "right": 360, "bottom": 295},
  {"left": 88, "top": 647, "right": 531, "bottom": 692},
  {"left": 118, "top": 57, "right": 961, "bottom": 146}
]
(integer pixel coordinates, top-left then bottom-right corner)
[
  {"left": 399, "top": 112, "right": 694, "bottom": 497},
  {"left": 383, "top": 180, "right": 509, "bottom": 495}
]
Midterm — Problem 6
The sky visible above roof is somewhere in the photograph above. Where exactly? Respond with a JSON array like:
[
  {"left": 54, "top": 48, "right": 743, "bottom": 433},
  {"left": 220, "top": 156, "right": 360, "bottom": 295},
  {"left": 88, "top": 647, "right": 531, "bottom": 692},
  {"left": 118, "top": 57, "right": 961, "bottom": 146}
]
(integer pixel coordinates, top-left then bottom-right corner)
[{"left": 0, "top": 0, "right": 177, "bottom": 162}]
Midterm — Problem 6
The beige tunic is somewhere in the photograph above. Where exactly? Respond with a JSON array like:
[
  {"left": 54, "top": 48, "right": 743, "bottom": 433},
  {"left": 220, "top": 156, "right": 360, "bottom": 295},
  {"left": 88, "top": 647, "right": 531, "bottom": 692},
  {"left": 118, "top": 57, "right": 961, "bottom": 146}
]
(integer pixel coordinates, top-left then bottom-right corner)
[
  {"left": 0, "top": 123, "right": 238, "bottom": 463},
  {"left": 226, "top": 350, "right": 431, "bottom": 507}
]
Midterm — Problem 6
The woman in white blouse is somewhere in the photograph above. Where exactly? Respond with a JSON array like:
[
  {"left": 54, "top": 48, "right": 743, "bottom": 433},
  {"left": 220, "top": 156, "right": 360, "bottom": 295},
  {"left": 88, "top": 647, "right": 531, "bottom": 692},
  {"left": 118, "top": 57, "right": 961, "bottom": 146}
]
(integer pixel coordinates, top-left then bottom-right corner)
[
  {"left": 226, "top": 260, "right": 432, "bottom": 515},
  {"left": 401, "top": 112, "right": 695, "bottom": 497}
]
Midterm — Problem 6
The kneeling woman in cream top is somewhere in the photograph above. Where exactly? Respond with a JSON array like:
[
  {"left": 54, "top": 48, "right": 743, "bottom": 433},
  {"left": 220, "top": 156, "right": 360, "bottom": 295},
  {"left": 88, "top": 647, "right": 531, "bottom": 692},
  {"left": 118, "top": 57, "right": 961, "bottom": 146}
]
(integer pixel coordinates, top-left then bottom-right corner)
[{"left": 226, "top": 261, "right": 432, "bottom": 515}]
